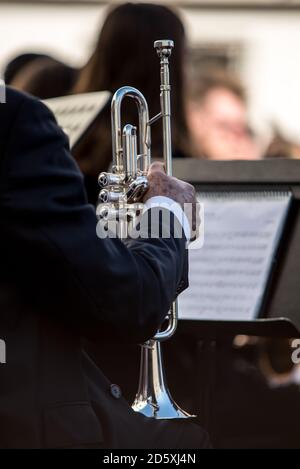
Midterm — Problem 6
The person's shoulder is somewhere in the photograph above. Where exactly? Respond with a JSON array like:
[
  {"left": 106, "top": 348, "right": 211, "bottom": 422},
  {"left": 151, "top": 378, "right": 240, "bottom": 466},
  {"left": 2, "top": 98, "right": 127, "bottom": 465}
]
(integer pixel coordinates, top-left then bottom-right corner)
[
  {"left": 1, "top": 86, "right": 63, "bottom": 138},
  {"left": 2, "top": 86, "right": 36, "bottom": 111},
  {"left": 0, "top": 87, "right": 34, "bottom": 154},
  {"left": 2, "top": 86, "right": 56, "bottom": 121},
  {"left": 0, "top": 86, "right": 50, "bottom": 131},
  {"left": 0, "top": 86, "right": 68, "bottom": 161}
]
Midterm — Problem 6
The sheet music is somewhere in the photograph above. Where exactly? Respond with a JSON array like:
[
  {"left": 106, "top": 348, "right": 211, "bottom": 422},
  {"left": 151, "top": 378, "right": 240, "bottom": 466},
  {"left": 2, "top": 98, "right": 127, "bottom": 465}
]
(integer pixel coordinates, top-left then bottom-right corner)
[
  {"left": 44, "top": 91, "right": 110, "bottom": 150},
  {"left": 179, "top": 192, "right": 292, "bottom": 321}
]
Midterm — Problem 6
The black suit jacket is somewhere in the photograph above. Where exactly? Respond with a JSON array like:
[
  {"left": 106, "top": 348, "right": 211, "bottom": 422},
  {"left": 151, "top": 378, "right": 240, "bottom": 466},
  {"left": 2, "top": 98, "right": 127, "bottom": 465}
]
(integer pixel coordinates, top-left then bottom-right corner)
[{"left": 0, "top": 88, "right": 189, "bottom": 448}]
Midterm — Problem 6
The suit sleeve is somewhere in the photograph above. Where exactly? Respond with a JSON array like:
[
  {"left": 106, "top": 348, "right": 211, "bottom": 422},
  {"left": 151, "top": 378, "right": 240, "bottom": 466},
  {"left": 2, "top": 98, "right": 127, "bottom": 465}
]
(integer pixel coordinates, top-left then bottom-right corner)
[{"left": 0, "top": 93, "right": 188, "bottom": 343}]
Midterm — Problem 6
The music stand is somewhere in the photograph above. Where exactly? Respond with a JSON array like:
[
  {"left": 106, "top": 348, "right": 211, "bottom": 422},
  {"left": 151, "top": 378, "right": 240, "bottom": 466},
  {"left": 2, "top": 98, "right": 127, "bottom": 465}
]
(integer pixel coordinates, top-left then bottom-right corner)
[
  {"left": 43, "top": 91, "right": 110, "bottom": 151},
  {"left": 174, "top": 157, "right": 300, "bottom": 337},
  {"left": 170, "top": 158, "right": 300, "bottom": 442}
]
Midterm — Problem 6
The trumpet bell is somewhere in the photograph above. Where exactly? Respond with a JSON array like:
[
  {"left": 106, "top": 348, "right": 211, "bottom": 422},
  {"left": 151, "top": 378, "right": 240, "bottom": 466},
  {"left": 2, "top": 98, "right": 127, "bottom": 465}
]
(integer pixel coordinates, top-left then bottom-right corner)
[{"left": 132, "top": 339, "right": 195, "bottom": 419}]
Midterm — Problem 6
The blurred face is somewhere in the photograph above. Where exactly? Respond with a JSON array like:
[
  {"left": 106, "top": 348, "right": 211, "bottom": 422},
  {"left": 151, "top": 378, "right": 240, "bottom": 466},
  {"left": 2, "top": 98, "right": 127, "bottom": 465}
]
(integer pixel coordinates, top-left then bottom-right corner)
[{"left": 188, "top": 87, "right": 261, "bottom": 160}]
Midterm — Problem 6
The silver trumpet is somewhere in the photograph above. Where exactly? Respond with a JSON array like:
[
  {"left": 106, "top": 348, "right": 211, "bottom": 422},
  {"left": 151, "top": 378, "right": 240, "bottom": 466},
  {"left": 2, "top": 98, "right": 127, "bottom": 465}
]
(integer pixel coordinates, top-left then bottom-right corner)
[{"left": 97, "top": 40, "right": 195, "bottom": 419}]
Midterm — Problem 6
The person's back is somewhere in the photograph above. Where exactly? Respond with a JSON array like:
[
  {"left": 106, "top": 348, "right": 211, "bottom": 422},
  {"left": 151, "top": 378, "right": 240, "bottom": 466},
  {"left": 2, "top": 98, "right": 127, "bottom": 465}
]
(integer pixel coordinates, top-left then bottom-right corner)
[
  {"left": 0, "top": 88, "right": 105, "bottom": 447},
  {"left": 0, "top": 87, "right": 209, "bottom": 448}
]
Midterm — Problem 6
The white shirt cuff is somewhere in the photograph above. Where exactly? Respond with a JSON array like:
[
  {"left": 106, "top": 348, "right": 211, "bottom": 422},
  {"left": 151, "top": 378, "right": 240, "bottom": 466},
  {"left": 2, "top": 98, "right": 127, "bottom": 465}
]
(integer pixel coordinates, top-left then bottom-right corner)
[{"left": 143, "top": 196, "right": 191, "bottom": 241}]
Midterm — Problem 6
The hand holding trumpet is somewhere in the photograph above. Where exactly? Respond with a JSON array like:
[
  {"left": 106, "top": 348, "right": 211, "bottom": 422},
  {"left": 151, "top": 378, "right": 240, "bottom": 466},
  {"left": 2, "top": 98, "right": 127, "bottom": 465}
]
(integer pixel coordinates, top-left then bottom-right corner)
[{"left": 143, "top": 161, "right": 200, "bottom": 240}]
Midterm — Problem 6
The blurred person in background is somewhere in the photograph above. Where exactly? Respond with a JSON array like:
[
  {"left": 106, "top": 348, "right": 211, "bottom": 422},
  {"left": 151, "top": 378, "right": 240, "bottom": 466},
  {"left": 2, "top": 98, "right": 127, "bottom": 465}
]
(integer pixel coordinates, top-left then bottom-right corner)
[
  {"left": 73, "top": 2, "right": 190, "bottom": 205},
  {"left": 4, "top": 52, "right": 51, "bottom": 85},
  {"left": 187, "top": 70, "right": 261, "bottom": 161},
  {"left": 4, "top": 54, "right": 78, "bottom": 100}
]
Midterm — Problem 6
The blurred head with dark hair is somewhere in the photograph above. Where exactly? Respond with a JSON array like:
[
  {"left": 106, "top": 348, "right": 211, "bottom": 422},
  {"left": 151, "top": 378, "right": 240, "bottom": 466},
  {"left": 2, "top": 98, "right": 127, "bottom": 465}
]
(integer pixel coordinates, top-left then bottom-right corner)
[
  {"left": 8, "top": 56, "right": 78, "bottom": 100},
  {"left": 4, "top": 52, "right": 52, "bottom": 85},
  {"left": 73, "top": 2, "right": 189, "bottom": 196},
  {"left": 188, "top": 69, "right": 261, "bottom": 160}
]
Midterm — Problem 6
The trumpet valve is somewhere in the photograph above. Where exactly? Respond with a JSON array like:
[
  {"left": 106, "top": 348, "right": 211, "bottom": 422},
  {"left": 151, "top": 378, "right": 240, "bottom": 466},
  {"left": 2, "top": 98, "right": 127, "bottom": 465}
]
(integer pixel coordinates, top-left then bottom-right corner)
[
  {"left": 126, "top": 175, "right": 148, "bottom": 203},
  {"left": 96, "top": 204, "right": 121, "bottom": 221},
  {"left": 98, "top": 189, "right": 124, "bottom": 204},
  {"left": 98, "top": 172, "right": 124, "bottom": 188}
]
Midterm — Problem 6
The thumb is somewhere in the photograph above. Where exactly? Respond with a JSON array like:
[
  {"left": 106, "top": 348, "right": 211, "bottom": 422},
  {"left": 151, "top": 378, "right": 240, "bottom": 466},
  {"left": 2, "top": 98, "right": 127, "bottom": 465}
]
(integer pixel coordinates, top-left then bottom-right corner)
[{"left": 147, "top": 161, "right": 166, "bottom": 174}]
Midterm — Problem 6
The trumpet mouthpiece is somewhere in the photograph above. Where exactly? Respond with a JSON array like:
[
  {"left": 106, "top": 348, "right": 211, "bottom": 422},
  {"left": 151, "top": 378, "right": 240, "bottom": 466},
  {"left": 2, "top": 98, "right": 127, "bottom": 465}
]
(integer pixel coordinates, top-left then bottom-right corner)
[{"left": 154, "top": 40, "right": 174, "bottom": 58}]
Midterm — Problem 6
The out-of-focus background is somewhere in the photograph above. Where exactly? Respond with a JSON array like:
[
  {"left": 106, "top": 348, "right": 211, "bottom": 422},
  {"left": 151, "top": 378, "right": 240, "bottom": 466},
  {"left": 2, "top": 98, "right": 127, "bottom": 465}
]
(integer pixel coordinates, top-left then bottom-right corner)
[{"left": 1, "top": 0, "right": 300, "bottom": 149}]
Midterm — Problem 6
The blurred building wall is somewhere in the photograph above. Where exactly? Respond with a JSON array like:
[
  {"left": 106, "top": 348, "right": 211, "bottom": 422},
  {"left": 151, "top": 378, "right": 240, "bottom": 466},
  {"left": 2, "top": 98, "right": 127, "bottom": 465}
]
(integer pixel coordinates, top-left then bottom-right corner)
[{"left": 1, "top": 3, "right": 300, "bottom": 144}]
